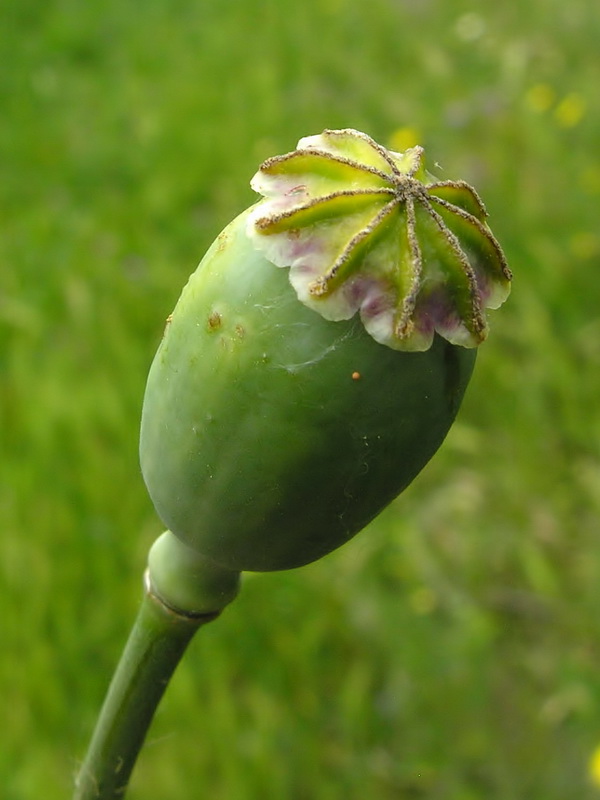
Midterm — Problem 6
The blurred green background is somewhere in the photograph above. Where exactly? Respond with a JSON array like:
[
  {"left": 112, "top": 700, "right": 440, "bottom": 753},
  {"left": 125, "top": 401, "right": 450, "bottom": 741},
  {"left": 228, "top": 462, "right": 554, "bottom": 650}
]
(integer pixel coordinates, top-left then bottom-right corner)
[{"left": 2, "top": 0, "right": 600, "bottom": 798}]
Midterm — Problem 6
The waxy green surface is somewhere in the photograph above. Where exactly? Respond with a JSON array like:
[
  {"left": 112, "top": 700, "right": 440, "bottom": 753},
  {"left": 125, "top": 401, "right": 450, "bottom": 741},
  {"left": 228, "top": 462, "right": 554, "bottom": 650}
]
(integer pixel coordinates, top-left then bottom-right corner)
[{"left": 140, "top": 208, "right": 476, "bottom": 571}]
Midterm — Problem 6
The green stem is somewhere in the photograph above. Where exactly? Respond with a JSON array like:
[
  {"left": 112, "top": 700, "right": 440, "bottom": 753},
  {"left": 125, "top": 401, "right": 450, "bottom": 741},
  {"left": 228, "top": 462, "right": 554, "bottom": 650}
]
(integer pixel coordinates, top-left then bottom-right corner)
[{"left": 74, "top": 532, "right": 240, "bottom": 800}]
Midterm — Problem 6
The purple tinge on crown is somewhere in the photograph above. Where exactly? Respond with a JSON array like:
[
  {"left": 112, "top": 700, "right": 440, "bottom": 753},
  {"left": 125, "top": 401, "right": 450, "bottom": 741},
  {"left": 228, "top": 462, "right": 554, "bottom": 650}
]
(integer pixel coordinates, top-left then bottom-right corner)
[{"left": 248, "top": 128, "right": 511, "bottom": 352}]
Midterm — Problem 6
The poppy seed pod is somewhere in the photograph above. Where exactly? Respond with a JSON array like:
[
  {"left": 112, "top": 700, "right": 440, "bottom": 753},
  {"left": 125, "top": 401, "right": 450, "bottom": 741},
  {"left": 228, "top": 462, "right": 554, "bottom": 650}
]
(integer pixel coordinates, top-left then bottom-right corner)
[{"left": 140, "top": 129, "right": 511, "bottom": 572}]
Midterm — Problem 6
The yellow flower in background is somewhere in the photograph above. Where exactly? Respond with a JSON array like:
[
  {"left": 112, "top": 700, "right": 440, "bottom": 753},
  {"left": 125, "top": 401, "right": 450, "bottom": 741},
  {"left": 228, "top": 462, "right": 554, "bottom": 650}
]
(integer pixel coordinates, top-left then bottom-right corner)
[
  {"left": 589, "top": 744, "right": 600, "bottom": 788},
  {"left": 388, "top": 126, "right": 421, "bottom": 152},
  {"left": 554, "top": 93, "right": 586, "bottom": 128},
  {"left": 525, "top": 83, "right": 555, "bottom": 113},
  {"left": 525, "top": 85, "right": 587, "bottom": 128}
]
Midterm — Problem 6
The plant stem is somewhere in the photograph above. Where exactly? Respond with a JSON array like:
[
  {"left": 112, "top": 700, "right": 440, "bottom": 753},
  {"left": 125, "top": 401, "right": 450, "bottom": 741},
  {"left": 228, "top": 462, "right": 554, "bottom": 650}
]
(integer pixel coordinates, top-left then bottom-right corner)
[{"left": 73, "top": 571, "right": 218, "bottom": 800}]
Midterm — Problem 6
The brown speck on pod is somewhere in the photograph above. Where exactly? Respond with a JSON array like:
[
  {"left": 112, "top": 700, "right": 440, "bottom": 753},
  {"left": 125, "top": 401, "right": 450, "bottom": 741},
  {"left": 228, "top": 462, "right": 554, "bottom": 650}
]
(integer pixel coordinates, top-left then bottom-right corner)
[
  {"left": 216, "top": 231, "right": 229, "bottom": 253},
  {"left": 235, "top": 324, "right": 245, "bottom": 339},
  {"left": 207, "top": 311, "right": 222, "bottom": 331},
  {"left": 162, "top": 314, "right": 174, "bottom": 339},
  {"left": 351, "top": 371, "right": 361, "bottom": 381}
]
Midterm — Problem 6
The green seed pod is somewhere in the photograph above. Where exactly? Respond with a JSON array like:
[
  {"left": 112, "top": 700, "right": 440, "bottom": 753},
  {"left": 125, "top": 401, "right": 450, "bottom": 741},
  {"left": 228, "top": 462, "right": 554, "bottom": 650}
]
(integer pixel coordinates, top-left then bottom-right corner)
[{"left": 140, "top": 129, "right": 511, "bottom": 572}]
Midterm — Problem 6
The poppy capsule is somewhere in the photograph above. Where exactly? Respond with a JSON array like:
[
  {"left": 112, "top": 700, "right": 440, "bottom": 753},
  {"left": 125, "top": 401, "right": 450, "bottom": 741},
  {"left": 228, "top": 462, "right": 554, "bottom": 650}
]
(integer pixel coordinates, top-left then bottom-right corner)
[{"left": 140, "top": 129, "right": 511, "bottom": 572}]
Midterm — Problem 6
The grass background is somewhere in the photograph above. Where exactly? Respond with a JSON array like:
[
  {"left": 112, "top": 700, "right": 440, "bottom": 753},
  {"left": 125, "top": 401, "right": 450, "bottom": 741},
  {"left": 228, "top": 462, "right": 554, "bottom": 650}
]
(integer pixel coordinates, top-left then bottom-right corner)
[{"left": 2, "top": 0, "right": 600, "bottom": 797}]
